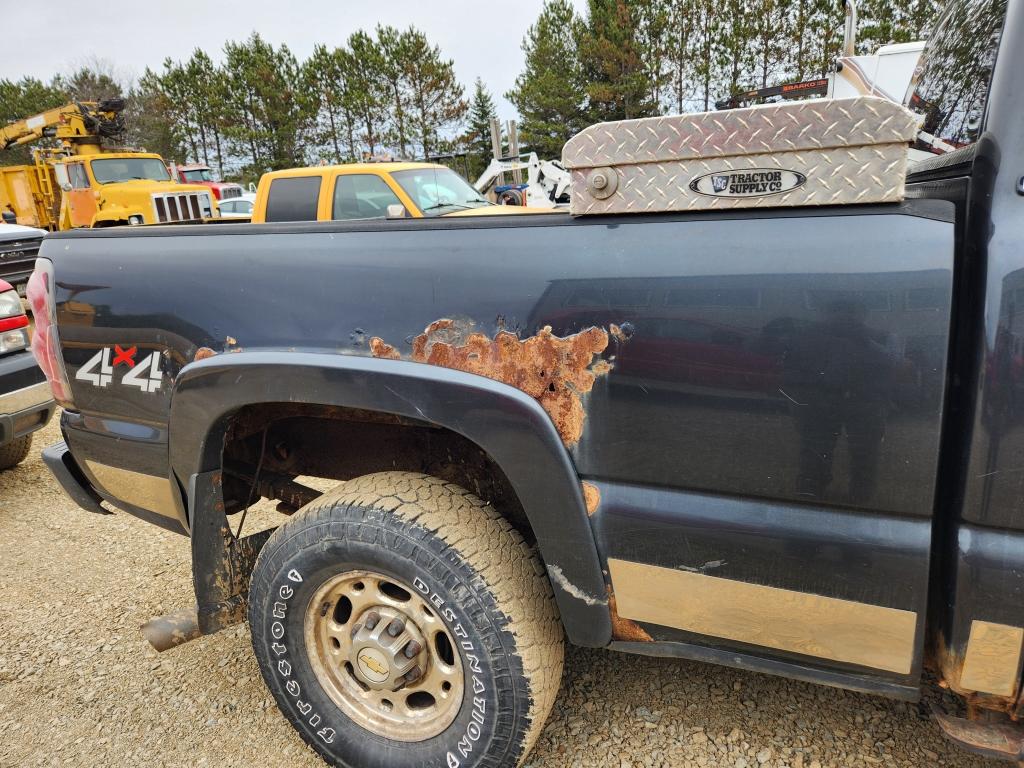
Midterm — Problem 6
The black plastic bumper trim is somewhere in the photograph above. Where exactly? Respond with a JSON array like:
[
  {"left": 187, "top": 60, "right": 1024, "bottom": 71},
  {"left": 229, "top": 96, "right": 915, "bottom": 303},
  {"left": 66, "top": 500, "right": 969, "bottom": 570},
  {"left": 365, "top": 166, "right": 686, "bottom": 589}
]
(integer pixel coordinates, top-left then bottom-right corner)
[{"left": 41, "top": 441, "right": 110, "bottom": 515}]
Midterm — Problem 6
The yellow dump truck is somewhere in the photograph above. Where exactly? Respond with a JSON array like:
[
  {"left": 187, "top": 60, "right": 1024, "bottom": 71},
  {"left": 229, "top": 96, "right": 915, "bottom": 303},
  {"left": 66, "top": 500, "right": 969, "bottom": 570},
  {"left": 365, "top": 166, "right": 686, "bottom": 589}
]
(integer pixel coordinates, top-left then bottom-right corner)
[{"left": 0, "top": 100, "right": 215, "bottom": 230}]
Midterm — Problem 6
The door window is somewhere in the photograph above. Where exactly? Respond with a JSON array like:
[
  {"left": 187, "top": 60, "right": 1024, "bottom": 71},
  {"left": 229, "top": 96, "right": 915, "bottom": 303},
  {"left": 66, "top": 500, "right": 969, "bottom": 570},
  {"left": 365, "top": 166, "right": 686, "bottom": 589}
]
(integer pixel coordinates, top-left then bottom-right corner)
[
  {"left": 264, "top": 177, "right": 321, "bottom": 222},
  {"left": 67, "top": 163, "right": 90, "bottom": 189},
  {"left": 905, "top": 0, "right": 1008, "bottom": 151},
  {"left": 332, "top": 174, "right": 402, "bottom": 220}
]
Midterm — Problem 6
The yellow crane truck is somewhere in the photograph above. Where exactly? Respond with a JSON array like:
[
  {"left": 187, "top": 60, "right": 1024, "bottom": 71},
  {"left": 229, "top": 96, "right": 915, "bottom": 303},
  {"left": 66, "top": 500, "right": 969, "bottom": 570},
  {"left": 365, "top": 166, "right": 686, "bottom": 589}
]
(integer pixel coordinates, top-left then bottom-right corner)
[{"left": 0, "top": 99, "right": 215, "bottom": 230}]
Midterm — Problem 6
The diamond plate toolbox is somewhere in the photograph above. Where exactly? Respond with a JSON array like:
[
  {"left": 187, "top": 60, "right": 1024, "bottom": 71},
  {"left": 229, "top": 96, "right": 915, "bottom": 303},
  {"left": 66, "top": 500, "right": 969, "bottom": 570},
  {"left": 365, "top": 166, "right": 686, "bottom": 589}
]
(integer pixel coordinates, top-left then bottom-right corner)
[{"left": 563, "top": 96, "right": 919, "bottom": 216}]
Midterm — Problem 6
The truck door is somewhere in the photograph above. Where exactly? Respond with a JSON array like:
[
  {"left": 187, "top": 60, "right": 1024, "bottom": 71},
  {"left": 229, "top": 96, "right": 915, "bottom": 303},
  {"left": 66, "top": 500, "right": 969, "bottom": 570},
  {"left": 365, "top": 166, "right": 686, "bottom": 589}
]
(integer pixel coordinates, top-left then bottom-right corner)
[
  {"left": 64, "top": 161, "right": 97, "bottom": 228},
  {"left": 526, "top": 204, "right": 956, "bottom": 698}
]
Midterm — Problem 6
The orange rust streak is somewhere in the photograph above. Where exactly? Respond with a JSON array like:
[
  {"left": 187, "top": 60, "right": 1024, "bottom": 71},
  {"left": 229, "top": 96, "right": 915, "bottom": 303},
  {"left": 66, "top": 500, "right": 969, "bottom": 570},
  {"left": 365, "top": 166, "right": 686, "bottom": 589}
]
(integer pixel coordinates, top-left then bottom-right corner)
[
  {"left": 608, "top": 590, "right": 653, "bottom": 643},
  {"left": 369, "top": 337, "right": 400, "bottom": 360},
  {"left": 370, "top": 321, "right": 611, "bottom": 446}
]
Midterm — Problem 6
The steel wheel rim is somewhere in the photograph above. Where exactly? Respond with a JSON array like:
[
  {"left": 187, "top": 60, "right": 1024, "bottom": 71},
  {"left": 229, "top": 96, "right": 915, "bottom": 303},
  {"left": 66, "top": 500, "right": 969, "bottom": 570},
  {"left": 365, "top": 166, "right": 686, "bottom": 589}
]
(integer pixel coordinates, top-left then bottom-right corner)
[{"left": 304, "top": 569, "right": 464, "bottom": 741}]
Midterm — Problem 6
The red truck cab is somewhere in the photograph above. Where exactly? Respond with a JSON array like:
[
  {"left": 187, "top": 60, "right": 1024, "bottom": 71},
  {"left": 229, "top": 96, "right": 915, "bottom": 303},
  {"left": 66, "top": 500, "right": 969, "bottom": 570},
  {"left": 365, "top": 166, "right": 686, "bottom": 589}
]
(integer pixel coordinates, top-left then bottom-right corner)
[{"left": 167, "top": 163, "right": 244, "bottom": 201}]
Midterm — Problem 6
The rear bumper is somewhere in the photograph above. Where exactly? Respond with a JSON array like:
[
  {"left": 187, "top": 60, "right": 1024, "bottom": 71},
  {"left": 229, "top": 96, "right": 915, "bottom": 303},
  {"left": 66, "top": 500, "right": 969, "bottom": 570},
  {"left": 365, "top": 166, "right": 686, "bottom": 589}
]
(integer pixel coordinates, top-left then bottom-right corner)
[
  {"left": 0, "top": 351, "right": 54, "bottom": 444},
  {"left": 41, "top": 440, "right": 109, "bottom": 515}
]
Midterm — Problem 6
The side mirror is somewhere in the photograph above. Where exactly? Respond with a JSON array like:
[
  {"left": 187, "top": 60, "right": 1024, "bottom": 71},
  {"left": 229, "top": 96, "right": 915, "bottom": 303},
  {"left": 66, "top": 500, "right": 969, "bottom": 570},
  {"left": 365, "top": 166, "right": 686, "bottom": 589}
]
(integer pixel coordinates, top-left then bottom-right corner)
[
  {"left": 386, "top": 204, "right": 409, "bottom": 219},
  {"left": 60, "top": 183, "right": 72, "bottom": 192},
  {"left": 1, "top": 210, "right": 16, "bottom": 225}
]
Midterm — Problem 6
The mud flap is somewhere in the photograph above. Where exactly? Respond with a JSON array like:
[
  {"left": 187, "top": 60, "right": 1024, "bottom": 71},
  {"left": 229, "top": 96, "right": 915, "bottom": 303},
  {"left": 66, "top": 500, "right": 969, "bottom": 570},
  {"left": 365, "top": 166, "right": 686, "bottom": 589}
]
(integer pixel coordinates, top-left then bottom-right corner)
[
  {"left": 189, "top": 469, "right": 274, "bottom": 635},
  {"left": 935, "top": 712, "right": 1024, "bottom": 761}
]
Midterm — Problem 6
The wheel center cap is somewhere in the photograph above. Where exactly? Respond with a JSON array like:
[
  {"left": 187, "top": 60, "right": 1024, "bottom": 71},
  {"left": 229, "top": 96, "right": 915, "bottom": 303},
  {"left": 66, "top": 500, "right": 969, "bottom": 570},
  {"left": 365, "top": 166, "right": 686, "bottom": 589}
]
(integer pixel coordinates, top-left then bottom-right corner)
[{"left": 356, "top": 647, "right": 390, "bottom": 683}]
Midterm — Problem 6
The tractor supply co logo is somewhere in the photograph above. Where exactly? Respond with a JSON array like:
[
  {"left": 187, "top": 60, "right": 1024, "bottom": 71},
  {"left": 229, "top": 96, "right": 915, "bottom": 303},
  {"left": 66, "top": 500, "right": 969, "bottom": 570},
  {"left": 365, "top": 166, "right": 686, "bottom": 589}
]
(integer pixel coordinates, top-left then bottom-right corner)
[
  {"left": 75, "top": 345, "right": 163, "bottom": 393},
  {"left": 690, "top": 169, "right": 806, "bottom": 198}
]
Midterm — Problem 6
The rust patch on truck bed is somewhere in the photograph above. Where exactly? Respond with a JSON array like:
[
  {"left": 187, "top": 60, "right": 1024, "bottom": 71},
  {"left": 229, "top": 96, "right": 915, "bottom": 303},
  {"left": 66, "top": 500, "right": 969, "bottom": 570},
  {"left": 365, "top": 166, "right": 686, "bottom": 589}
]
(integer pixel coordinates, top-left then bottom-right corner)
[
  {"left": 369, "top": 337, "right": 401, "bottom": 360},
  {"left": 370, "top": 319, "right": 611, "bottom": 445}
]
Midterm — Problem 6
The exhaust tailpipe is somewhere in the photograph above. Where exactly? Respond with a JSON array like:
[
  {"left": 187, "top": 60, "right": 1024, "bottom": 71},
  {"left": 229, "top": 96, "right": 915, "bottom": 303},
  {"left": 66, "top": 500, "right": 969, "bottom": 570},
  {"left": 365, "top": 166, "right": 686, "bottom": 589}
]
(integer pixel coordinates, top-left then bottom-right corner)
[
  {"left": 141, "top": 606, "right": 202, "bottom": 652},
  {"left": 843, "top": 0, "right": 858, "bottom": 57}
]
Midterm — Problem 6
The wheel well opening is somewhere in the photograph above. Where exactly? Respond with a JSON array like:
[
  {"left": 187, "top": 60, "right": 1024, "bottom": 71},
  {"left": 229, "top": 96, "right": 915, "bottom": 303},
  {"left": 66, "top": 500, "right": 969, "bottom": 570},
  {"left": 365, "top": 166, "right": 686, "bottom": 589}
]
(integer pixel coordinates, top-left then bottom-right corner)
[{"left": 220, "top": 402, "right": 533, "bottom": 544}]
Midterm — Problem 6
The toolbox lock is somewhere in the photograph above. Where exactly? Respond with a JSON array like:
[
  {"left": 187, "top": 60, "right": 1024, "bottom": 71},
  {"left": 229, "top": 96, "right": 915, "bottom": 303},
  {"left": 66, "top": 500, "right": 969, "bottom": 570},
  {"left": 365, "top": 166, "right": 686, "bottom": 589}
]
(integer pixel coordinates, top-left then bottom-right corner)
[{"left": 587, "top": 166, "right": 619, "bottom": 199}]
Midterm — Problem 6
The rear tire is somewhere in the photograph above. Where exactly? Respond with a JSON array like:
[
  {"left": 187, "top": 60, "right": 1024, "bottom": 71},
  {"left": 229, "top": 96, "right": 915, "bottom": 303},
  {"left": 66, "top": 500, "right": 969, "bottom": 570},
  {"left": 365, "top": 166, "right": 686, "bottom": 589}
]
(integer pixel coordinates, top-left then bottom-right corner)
[
  {"left": 497, "top": 189, "right": 525, "bottom": 206},
  {"left": 248, "top": 472, "right": 564, "bottom": 767},
  {"left": 0, "top": 435, "right": 32, "bottom": 471}
]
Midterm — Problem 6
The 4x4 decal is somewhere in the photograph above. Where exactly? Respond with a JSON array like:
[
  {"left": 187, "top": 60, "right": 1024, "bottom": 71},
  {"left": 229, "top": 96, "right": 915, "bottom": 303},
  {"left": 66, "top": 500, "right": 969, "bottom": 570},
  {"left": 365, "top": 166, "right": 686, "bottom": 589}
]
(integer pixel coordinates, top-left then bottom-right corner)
[{"left": 76, "top": 346, "right": 163, "bottom": 393}]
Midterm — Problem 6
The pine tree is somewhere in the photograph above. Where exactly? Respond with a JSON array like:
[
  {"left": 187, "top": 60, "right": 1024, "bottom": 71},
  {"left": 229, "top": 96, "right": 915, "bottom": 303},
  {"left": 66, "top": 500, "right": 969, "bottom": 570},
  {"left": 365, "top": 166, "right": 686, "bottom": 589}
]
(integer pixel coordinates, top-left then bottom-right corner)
[
  {"left": 858, "top": 0, "right": 944, "bottom": 53},
  {"left": 580, "top": 0, "right": 660, "bottom": 122},
  {"left": 128, "top": 69, "right": 187, "bottom": 162},
  {"left": 751, "top": 0, "right": 792, "bottom": 88},
  {"left": 715, "top": 0, "right": 755, "bottom": 101},
  {"left": 376, "top": 25, "right": 414, "bottom": 158},
  {"left": 691, "top": 0, "right": 721, "bottom": 110},
  {"left": 662, "top": 0, "right": 696, "bottom": 113},
  {"left": 466, "top": 78, "right": 497, "bottom": 177},
  {"left": 304, "top": 44, "right": 360, "bottom": 164},
  {"left": 507, "top": 0, "right": 587, "bottom": 159},
  {"left": 345, "top": 31, "right": 388, "bottom": 157},
  {"left": 398, "top": 29, "right": 467, "bottom": 158},
  {"left": 221, "top": 34, "right": 312, "bottom": 174}
]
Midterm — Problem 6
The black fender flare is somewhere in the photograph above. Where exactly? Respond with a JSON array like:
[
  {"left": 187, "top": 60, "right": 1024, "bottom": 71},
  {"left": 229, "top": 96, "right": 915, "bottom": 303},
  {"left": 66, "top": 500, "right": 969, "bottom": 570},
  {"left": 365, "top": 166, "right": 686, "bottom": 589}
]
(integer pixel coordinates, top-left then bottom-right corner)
[{"left": 168, "top": 350, "right": 612, "bottom": 647}]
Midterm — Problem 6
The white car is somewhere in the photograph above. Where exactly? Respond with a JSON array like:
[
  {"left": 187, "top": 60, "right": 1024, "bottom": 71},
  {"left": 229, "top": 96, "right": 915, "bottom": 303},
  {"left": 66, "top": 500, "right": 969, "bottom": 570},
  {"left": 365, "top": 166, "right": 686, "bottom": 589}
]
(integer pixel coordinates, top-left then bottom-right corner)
[{"left": 217, "top": 193, "right": 255, "bottom": 219}]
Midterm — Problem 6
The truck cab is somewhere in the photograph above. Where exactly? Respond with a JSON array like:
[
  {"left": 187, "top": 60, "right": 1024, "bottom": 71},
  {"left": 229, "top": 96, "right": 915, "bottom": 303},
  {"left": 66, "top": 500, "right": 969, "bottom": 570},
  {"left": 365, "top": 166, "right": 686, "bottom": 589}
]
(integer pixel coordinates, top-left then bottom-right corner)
[
  {"left": 168, "top": 163, "right": 245, "bottom": 202},
  {"left": 52, "top": 152, "right": 217, "bottom": 228},
  {"left": 251, "top": 162, "right": 553, "bottom": 223}
]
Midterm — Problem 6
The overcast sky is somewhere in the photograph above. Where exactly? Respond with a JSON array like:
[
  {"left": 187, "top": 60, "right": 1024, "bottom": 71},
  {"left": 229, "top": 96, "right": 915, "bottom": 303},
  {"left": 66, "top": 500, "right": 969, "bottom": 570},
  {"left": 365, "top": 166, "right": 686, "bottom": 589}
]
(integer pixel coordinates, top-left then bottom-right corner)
[{"left": 1, "top": 0, "right": 588, "bottom": 122}]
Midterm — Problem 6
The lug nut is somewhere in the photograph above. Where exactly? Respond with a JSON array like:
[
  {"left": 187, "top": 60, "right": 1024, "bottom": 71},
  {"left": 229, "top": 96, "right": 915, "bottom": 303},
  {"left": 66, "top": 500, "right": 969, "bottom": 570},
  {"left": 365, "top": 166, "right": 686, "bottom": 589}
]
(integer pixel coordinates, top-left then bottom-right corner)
[
  {"left": 392, "top": 665, "right": 422, "bottom": 691},
  {"left": 350, "top": 622, "right": 362, "bottom": 638},
  {"left": 386, "top": 618, "right": 405, "bottom": 637},
  {"left": 403, "top": 640, "right": 422, "bottom": 659},
  {"left": 364, "top": 611, "right": 380, "bottom": 630}
]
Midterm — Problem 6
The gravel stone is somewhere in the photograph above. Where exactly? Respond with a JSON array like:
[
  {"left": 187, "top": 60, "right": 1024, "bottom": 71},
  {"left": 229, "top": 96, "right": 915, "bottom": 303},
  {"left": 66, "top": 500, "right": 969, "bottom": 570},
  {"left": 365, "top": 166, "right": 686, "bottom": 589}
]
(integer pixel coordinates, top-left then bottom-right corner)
[{"left": 0, "top": 418, "right": 998, "bottom": 767}]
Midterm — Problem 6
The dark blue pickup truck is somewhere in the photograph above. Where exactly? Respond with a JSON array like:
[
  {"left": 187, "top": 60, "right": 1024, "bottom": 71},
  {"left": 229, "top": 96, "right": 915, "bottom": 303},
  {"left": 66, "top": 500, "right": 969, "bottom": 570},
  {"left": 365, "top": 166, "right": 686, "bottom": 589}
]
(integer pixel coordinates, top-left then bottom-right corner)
[{"left": 28, "top": 0, "right": 1024, "bottom": 764}]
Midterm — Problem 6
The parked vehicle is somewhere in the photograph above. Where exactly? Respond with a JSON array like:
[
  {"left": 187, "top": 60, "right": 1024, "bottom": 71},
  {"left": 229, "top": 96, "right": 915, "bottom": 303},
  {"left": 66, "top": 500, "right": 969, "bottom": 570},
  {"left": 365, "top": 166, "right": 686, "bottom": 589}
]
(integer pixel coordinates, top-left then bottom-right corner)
[
  {"left": 0, "top": 277, "right": 53, "bottom": 470},
  {"left": 216, "top": 193, "right": 255, "bottom": 219},
  {"left": 252, "top": 162, "right": 550, "bottom": 223},
  {"left": 29, "top": 0, "right": 1024, "bottom": 764},
  {"left": 0, "top": 100, "right": 217, "bottom": 229},
  {"left": 474, "top": 152, "right": 571, "bottom": 208},
  {"left": 167, "top": 163, "right": 245, "bottom": 201},
  {"left": 0, "top": 222, "right": 45, "bottom": 295}
]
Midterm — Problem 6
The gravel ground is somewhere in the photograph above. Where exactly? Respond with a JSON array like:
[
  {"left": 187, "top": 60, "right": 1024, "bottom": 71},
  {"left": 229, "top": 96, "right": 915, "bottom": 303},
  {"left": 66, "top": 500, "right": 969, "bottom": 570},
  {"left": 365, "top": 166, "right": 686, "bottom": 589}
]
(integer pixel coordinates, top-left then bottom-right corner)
[{"left": 0, "top": 418, "right": 997, "bottom": 768}]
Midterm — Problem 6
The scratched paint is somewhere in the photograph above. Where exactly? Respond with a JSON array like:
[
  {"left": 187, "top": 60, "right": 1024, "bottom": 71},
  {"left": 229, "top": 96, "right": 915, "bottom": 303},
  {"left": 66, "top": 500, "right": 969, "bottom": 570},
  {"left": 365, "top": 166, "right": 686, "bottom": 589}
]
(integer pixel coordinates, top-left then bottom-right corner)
[{"left": 370, "top": 319, "right": 613, "bottom": 446}]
